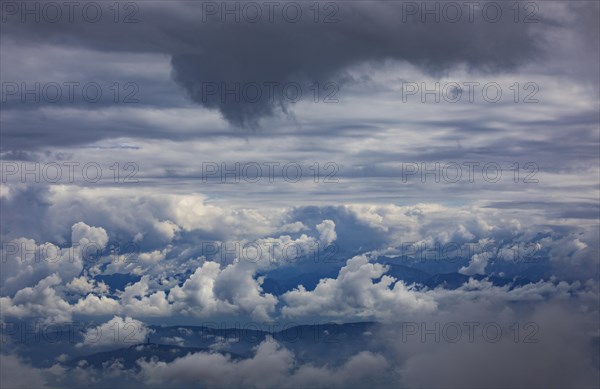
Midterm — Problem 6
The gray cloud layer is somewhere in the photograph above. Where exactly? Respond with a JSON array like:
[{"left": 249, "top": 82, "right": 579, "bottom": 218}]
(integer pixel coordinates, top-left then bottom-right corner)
[{"left": 0, "top": 1, "right": 579, "bottom": 128}]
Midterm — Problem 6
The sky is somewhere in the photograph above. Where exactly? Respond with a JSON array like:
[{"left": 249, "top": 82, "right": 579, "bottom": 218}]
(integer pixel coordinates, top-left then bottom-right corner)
[{"left": 0, "top": 1, "right": 599, "bottom": 388}]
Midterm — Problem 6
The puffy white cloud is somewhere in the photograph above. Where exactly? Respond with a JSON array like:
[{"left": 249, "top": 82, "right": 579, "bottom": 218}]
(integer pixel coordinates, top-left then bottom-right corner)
[
  {"left": 138, "top": 338, "right": 390, "bottom": 388},
  {"left": 212, "top": 264, "right": 277, "bottom": 321},
  {"left": 222, "top": 229, "right": 332, "bottom": 270},
  {"left": 104, "top": 246, "right": 177, "bottom": 278},
  {"left": 71, "top": 222, "right": 109, "bottom": 248},
  {"left": 0, "top": 187, "right": 289, "bottom": 250},
  {"left": 1, "top": 222, "right": 109, "bottom": 295},
  {"left": 119, "top": 276, "right": 172, "bottom": 317},
  {"left": 282, "top": 255, "right": 437, "bottom": 320},
  {"left": 169, "top": 261, "right": 277, "bottom": 321},
  {"left": 167, "top": 262, "right": 222, "bottom": 315},
  {"left": 66, "top": 275, "right": 109, "bottom": 295},
  {"left": 163, "top": 194, "right": 285, "bottom": 240},
  {"left": 459, "top": 252, "right": 490, "bottom": 276},
  {"left": 0, "top": 197, "right": 596, "bottom": 326},
  {"left": 316, "top": 219, "right": 337, "bottom": 245},
  {"left": 160, "top": 336, "right": 185, "bottom": 347},
  {"left": 73, "top": 294, "right": 121, "bottom": 316},
  {"left": 152, "top": 220, "right": 180, "bottom": 242},
  {"left": 0, "top": 274, "right": 72, "bottom": 323},
  {"left": 77, "top": 316, "right": 153, "bottom": 348},
  {"left": 279, "top": 222, "right": 308, "bottom": 233}
]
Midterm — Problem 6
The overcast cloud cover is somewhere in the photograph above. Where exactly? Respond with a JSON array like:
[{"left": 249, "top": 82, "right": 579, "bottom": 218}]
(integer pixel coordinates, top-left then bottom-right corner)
[{"left": 0, "top": 1, "right": 599, "bottom": 388}]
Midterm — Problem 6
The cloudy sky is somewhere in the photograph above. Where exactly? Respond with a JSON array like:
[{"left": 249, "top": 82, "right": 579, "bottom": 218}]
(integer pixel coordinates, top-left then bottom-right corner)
[{"left": 1, "top": 1, "right": 599, "bottom": 388}]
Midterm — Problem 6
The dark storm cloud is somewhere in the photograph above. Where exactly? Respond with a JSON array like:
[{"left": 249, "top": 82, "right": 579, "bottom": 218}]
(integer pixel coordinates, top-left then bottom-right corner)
[
  {"left": 167, "top": 0, "right": 545, "bottom": 127},
  {"left": 1, "top": 1, "right": 546, "bottom": 128}
]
